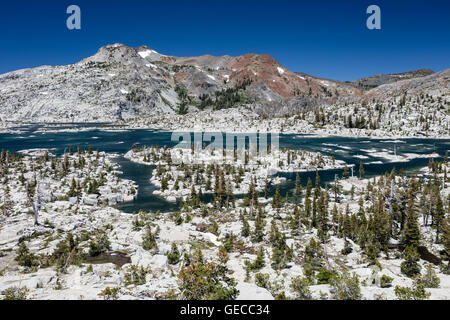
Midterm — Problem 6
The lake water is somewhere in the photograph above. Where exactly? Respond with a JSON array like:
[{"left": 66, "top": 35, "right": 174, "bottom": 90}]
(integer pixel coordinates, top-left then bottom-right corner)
[{"left": 1, "top": 124, "right": 448, "bottom": 213}]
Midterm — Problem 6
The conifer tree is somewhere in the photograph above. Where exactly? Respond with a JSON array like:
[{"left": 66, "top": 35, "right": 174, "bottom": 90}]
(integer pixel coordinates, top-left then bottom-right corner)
[
  {"left": 264, "top": 179, "right": 269, "bottom": 199},
  {"left": 312, "top": 197, "right": 318, "bottom": 228},
  {"left": 317, "top": 191, "right": 329, "bottom": 243},
  {"left": 305, "top": 177, "right": 313, "bottom": 199},
  {"left": 331, "top": 204, "right": 339, "bottom": 235},
  {"left": 252, "top": 209, "right": 265, "bottom": 243},
  {"left": 432, "top": 187, "right": 445, "bottom": 243},
  {"left": 359, "top": 161, "right": 365, "bottom": 179},
  {"left": 305, "top": 197, "right": 312, "bottom": 221},
  {"left": 401, "top": 245, "right": 421, "bottom": 278},
  {"left": 403, "top": 183, "right": 420, "bottom": 248},
  {"left": 248, "top": 177, "right": 258, "bottom": 214},
  {"left": 241, "top": 216, "right": 250, "bottom": 238},
  {"left": 167, "top": 243, "right": 181, "bottom": 265},
  {"left": 314, "top": 170, "right": 321, "bottom": 199},
  {"left": 443, "top": 216, "right": 450, "bottom": 271},
  {"left": 290, "top": 205, "right": 300, "bottom": 235},
  {"left": 294, "top": 173, "right": 302, "bottom": 203},
  {"left": 248, "top": 247, "right": 265, "bottom": 271},
  {"left": 343, "top": 165, "right": 350, "bottom": 179},
  {"left": 272, "top": 186, "right": 282, "bottom": 209}
]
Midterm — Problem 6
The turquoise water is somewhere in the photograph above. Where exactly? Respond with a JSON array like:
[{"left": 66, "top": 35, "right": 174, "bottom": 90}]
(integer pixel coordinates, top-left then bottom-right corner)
[{"left": 1, "top": 124, "right": 448, "bottom": 213}]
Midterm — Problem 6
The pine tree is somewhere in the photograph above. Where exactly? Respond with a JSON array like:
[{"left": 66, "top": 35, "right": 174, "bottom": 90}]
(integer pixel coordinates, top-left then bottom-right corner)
[
  {"left": 403, "top": 183, "right": 420, "bottom": 248},
  {"left": 343, "top": 165, "right": 350, "bottom": 178},
  {"left": 333, "top": 177, "right": 340, "bottom": 203},
  {"left": 443, "top": 216, "right": 450, "bottom": 271},
  {"left": 189, "top": 185, "right": 200, "bottom": 208},
  {"left": 312, "top": 197, "right": 318, "bottom": 228},
  {"left": 317, "top": 191, "right": 329, "bottom": 243},
  {"left": 160, "top": 175, "right": 169, "bottom": 191},
  {"left": 401, "top": 245, "right": 421, "bottom": 278},
  {"left": 249, "top": 247, "right": 265, "bottom": 271},
  {"left": 252, "top": 209, "right": 265, "bottom": 243},
  {"left": 343, "top": 208, "right": 352, "bottom": 241},
  {"left": 290, "top": 205, "right": 300, "bottom": 235},
  {"left": 331, "top": 204, "right": 339, "bottom": 235},
  {"left": 226, "top": 180, "right": 234, "bottom": 208},
  {"left": 248, "top": 177, "right": 258, "bottom": 214},
  {"left": 305, "top": 177, "right": 312, "bottom": 198},
  {"left": 359, "top": 161, "right": 365, "bottom": 179},
  {"left": 314, "top": 170, "right": 321, "bottom": 199},
  {"left": 432, "top": 187, "right": 445, "bottom": 243},
  {"left": 272, "top": 186, "right": 282, "bottom": 209},
  {"left": 241, "top": 216, "right": 250, "bottom": 238},
  {"left": 142, "top": 226, "right": 158, "bottom": 252},
  {"left": 167, "top": 243, "right": 181, "bottom": 265},
  {"left": 67, "top": 177, "right": 77, "bottom": 197},
  {"left": 269, "top": 222, "right": 292, "bottom": 270},
  {"left": 264, "top": 179, "right": 269, "bottom": 199},
  {"left": 305, "top": 198, "right": 312, "bottom": 218},
  {"left": 294, "top": 173, "right": 302, "bottom": 203}
]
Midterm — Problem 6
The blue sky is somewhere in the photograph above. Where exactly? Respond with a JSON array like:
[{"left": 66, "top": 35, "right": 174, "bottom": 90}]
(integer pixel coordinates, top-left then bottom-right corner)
[{"left": 0, "top": 0, "right": 449, "bottom": 81}]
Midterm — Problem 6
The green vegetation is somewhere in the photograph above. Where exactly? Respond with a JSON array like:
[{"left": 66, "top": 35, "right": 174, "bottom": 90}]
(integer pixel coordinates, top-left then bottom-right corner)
[
  {"left": 177, "top": 248, "right": 238, "bottom": 300},
  {"left": 2, "top": 286, "right": 29, "bottom": 300},
  {"left": 197, "top": 78, "right": 252, "bottom": 111},
  {"left": 395, "top": 278, "right": 431, "bottom": 300},
  {"left": 330, "top": 272, "right": 362, "bottom": 300}
]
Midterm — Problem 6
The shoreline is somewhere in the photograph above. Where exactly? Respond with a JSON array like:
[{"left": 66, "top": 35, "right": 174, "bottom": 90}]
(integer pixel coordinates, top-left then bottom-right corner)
[{"left": 1, "top": 121, "right": 449, "bottom": 140}]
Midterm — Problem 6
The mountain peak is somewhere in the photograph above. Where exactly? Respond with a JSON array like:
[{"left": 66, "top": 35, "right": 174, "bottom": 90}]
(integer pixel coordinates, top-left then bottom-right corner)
[{"left": 348, "top": 68, "right": 436, "bottom": 91}]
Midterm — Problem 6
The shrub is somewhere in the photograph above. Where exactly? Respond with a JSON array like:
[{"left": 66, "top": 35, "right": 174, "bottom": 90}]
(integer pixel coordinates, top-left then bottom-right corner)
[
  {"left": 142, "top": 226, "right": 158, "bottom": 252},
  {"left": 290, "top": 276, "right": 312, "bottom": 300},
  {"left": 15, "top": 242, "right": 39, "bottom": 271},
  {"left": 400, "top": 246, "right": 421, "bottom": 278},
  {"left": 379, "top": 275, "right": 394, "bottom": 288},
  {"left": 167, "top": 243, "right": 181, "bottom": 265},
  {"left": 98, "top": 287, "right": 120, "bottom": 300},
  {"left": 422, "top": 264, "right": 440, "bottom": 288},
  {"left": 88, "top": 234, "right": 110, "bottom": 257},
  {"left": 316, "top": 268, "right": 337, "bottom": 285},
  {"left": 124, "top": 265, "right": 149, "bottom": 286},
  {"left": 48, "top": 233, "right": 84, "bottom": 272},
  {"left": 330, "top": 272, "right": 362, "bottom": 300},
  {"left": 174, "top": 212, "right": 183, "bottom": 225},
  {"left": 395, "top": 279, "right": 430, "bottom": 300},
  {"left": 254, "top": 273, "right": 271, "bottom": 290},
  {"left": 178, "top": 257, "right": 238, "bottom": 300},
  {"left": 223, "top": 233, "right": 235, "bottom": 253},
  {"left": 2, "top": 286, "right": 29, "bottom": 300},
  {"left": 245, "top": 247, "right": 265, "bottom": 272}
]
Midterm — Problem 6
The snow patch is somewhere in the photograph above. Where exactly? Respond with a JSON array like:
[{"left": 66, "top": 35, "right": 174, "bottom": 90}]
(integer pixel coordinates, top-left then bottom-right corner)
[
  {"left": 145, "top": 63, "right": 157, "bottom": 69},
  {"left": 138, "top": 50, "right": 152, "bottom": 59}
]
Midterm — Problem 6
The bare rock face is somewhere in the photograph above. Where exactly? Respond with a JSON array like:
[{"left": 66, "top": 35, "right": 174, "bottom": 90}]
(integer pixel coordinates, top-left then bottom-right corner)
[
  {"left": 0, "top": 43, "right": 361, "bottom": 122},
  {"left": 366, "top": 69, "right": 450, "bottom": 99},
  {"left": 0, "top": 45, "right": 175, "bottom": 122},
  {"left": 0, "top": 43, "right": 447, "bottom": 123},
  {"left": 347, "top": 68, "right": 436, "bottom": 91},
  {"left": 235, "top": 282, "right": 274, "bottom": 300}
]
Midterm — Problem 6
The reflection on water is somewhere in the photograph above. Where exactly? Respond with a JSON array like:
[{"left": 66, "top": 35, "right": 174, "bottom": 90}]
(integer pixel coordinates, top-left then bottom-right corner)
[{"left": 0, "top": 124, "right": 448, "bottom": 213}]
